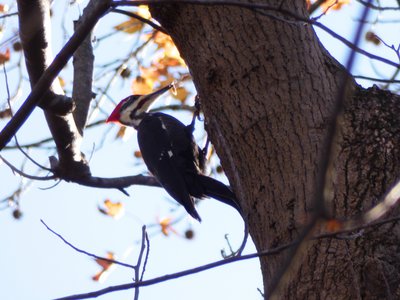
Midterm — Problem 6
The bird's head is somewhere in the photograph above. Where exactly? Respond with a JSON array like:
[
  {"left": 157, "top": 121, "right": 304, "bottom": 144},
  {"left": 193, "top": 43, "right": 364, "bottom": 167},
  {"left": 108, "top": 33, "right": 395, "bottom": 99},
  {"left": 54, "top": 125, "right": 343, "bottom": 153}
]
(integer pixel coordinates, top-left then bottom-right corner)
[{"left": 106, "top": 84, "right": 173, "bottom": 128}]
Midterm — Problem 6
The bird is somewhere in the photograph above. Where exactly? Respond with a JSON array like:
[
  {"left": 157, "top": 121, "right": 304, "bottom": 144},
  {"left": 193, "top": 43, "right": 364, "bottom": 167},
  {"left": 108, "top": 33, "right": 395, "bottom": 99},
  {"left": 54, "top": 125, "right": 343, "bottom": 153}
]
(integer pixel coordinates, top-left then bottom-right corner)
[{"left": 106, "top": 83, "right": 241, "bottom": 221}]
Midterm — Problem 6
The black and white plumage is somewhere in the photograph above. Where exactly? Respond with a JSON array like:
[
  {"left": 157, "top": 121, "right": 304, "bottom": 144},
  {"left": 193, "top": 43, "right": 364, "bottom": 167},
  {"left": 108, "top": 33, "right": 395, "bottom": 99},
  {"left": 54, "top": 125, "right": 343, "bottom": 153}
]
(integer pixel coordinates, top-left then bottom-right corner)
[{"left": 107, "top": 84, "right": 241, "bottom": 221}]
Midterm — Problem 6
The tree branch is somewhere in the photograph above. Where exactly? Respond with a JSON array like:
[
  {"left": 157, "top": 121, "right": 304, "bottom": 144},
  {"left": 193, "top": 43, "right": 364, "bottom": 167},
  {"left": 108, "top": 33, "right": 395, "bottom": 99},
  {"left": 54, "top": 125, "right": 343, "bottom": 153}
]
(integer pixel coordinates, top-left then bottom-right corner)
[
  {"left": 111, "top": 8, "right": 168, "bottom": 34},
  {"left": 0, "top": 0, "right": 111, "bottom": 152},
  {"left": 41, "top": 219, "right": 136, "bottom": 269},
  {"left": 72, "top": 174, "right": 161, "bottom": 190}
]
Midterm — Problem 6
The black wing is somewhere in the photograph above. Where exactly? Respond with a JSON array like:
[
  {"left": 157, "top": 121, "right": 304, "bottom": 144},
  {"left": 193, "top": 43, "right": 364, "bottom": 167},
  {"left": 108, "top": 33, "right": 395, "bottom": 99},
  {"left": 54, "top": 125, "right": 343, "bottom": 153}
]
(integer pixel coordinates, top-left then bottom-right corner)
[{"left": 137, "top": 113, "right": 201, "bottom": 221}]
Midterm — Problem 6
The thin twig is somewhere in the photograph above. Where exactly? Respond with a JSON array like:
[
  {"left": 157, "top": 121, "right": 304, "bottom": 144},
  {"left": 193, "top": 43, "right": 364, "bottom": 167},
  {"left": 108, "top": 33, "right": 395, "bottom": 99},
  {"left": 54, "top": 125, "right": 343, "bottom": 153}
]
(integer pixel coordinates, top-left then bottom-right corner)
[
  {"left": 0, "top": 155, "right": 56, "bottom": 180},
  {"left": 133, "top": 226, "right": 148, "bottom": 300},
  {"left": 0, "top": 12, "right": 18, "bottom": 19},
  {"left": 111, "top": 8, "right": 168, "bottom": 34},
  {"left": 41, "top": 219, "right": 136, "bottom": 269},
  {"left": 356, "top": 0, "right": 400, "bottom": 11},
  {"left": 353, "top": 75, "right": 400, "bottom": 83},
  {"left": 3, "top": 64, "right": 52, "bottom": 172},
  {"left": 140, "top": 232, "right": 150, "bottom": 281}
]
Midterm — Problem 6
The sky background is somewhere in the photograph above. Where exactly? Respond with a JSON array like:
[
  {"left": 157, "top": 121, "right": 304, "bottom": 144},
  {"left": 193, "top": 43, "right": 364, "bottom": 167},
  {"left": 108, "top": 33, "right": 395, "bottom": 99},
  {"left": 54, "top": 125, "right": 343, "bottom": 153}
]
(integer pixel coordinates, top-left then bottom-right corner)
[{"left": 1, "top": 1, "right": 399, "bottom": 300}]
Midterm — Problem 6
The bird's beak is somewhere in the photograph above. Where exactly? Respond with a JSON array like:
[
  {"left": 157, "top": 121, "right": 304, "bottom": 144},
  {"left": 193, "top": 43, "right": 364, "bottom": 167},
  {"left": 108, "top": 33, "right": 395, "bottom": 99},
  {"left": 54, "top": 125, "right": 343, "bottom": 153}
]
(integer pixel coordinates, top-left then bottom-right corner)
[{"left": 137, "top": 83, "right": 174, "bottom": 105}]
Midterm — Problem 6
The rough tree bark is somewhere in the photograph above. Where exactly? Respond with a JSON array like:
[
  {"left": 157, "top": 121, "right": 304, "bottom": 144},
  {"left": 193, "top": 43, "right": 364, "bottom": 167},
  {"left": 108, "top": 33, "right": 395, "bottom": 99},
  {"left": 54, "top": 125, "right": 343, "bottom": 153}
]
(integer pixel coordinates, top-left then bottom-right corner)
[{"left": 150, "top": 1, "right": 400, "bottom": 299}]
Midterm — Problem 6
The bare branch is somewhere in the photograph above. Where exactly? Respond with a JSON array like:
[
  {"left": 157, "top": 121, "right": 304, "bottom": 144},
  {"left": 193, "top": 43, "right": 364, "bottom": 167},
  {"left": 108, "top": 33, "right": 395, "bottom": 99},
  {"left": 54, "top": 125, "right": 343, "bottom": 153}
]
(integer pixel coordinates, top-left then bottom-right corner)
[
  {"left": 66, "top": 173, "right": 161, "bottom": 190},
  {"left": 41, "top": 219, "right": 136, "bottom": 269},
  {"left": 111, "top": 8, "right": 168, "bottom": 34},
  {"left": 354, "top": 75, "right": 400, "bottom": 83},
  {"left": 0, "top": 155, "right": 56, "bottom": 180},
  {"left": 356, "top": 0, "right": 400, "bottom": 11},
  {"left": 133, "top": 226, "right": 149, "bottom": 300}
]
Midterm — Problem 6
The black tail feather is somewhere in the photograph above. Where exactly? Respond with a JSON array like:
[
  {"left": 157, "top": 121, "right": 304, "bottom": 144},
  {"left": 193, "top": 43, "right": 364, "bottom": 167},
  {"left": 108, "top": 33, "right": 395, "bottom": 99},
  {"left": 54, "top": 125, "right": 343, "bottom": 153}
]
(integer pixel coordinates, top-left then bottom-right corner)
[{"left": 197, "top": 175, "right": 242, "bottom": 214}]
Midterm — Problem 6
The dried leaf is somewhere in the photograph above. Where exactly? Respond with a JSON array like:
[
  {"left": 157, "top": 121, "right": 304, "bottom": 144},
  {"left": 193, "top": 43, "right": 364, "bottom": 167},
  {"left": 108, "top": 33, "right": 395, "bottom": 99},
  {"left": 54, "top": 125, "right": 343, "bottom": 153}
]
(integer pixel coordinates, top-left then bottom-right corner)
[
  {"left": 171, "top": 87, "right": 189, "bottom": 103},
  {"left": 321, "top": 0, "right": 350, "bottom": 11},
  {"left": 114, "top": 18, "right": 143, "bottom": 34},
  {"left": 137, "top": 5, "right": 151, "bottom": 19},
  {"left": 115, "top": 126, "right": 134, "bottom": 141},
  {"left": 0, "top": 48, "right": 10, "bottom": 64},
  {"left": 365, "top": 31, "right": 381, "bottom": 45},
  {"left": 158, "top": 56, "right": 182, "bottom": 67},
  {"left": 153, "top": 32, "right": 186, "bottom": 66},
  {"left": 58, "top": 77, "right": 66, "bottom": 88},
  {"left": 115, "top": 127, "right": 126, "bottom": 139},
  {"left": 0, "top": 108, "right": 12, "bottom": 119},
  {"left": 159, "top": 217, "right": 178, "bottom": 236},
  {"left": 0, "top": 4, "right": 9, "bottom": 13},
  {"left": 98, "top": 199, "right": 125, "bottom": 219},
  {"left": 92, "top": 252, "right": 115, "bottom": 282},
  {"left": 140, "top": 65, "right": 166, "bottom": 82},
  {"left": 132, "top": 76, "right": 154, "bottom": 94}
]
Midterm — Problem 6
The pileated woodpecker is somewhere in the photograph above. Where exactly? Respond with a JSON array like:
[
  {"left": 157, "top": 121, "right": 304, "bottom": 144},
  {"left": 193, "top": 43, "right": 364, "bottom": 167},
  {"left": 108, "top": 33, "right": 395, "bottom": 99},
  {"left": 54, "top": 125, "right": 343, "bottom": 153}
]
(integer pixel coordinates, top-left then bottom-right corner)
[{"left": 106, "top": 84, "right": 241, "bottom": 221}]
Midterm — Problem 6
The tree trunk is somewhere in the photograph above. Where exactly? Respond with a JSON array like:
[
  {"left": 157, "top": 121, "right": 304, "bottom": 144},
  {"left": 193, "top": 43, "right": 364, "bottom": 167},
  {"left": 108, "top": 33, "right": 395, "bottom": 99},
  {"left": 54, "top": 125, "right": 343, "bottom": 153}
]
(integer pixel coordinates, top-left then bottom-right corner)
[{"left": 151, "top": 2, "right": 400, "bottom": 299}]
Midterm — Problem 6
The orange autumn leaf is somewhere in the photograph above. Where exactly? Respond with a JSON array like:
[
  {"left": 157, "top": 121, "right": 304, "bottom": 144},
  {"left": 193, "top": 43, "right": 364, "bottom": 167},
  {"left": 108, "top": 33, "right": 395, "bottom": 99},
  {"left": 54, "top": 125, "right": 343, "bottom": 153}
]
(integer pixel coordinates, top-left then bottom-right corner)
[
  {"left": 153, "top": 31, "right": 172, "bottom": 49},
  {"left": 114, "top": 6, "right": 150, "bottom": 34},
  {"left": 114, "top": 18, "right": 144, "bottom": 34},
  {"left": 158, "top": 56, "right": 182, "bottom": 68},
  {"left": 116, "top": 126, "right": 126, "bottom": 139},
  {"left": 99, "top": 199, "right": 125, "bottom": 219},
  {"left": 0, "top": 108, "right": 12, "bottom": 119},
  {"left": 159, "top": 217, "right": 178, "bottom": 236},
  {"left": 92, "top": 252, "right": 116, "bottom": 282},
  {"left": 171, "top": 87, "right": 189, "bottom": 103},
  {"left": 0, "top": 4, "right": 9, "bottom": 13},
  {"left": 137, "top": 5, "right": 151, "bottom": 19},
  {"left": 321, "top": 0, "right": 350, "bottom": 11},
  {"left": 114, "top": 125, "right": 134, "bottom": 141},
  {"left": 58, "top": 77, "right": 66, "bottom": 88},
  {"left": 140, "top": 65, "right": 166, "bottom": 83},
  {"left": 132, "top": 75, "right": 154, "bottom": 94},
  {"left": 152, "top": 32, "right": 186, "bottom": 66},
  {"left": 0, "top": 48, "right": 10, "bottom": 64}
]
